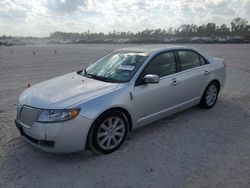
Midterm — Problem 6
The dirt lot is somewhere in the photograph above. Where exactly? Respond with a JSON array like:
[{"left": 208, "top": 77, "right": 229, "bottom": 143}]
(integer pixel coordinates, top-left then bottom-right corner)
[{"left": 0, "top": 44, "right": 250, "bottom": 188}]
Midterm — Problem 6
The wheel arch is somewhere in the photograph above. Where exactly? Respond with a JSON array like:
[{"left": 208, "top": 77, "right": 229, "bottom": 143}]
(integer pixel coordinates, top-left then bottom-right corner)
[
  {"left": 86, "top": 107, "right": 133, "bottom": 150},
  {"left": 210, "top": 79, "right": 221, "bottom": 91},
  {"left": 199, "top": 79, "right": 221, "bottom": 109},
  {"left": 102, "top": 107, "right": 133, "bottom": 131}
]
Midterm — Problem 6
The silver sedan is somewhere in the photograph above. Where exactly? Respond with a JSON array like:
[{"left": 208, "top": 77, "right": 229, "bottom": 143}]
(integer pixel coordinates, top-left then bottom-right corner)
[{"left": 15, "top": 45, "right": 226, "bottom": 154}]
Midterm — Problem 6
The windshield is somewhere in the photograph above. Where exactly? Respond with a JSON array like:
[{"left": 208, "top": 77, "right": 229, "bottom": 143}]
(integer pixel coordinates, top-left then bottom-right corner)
[{"left": 84, "top": 52, "right": 149, "bottom": 83}]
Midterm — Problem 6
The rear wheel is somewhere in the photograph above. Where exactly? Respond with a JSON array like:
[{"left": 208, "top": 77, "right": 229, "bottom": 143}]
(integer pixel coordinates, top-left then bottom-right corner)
[
  {"left": 87, "top": 110, "right": 129, "bottom": 154},
  {"left": 199, "top": 81, "right": 219, "bottom": 109}
]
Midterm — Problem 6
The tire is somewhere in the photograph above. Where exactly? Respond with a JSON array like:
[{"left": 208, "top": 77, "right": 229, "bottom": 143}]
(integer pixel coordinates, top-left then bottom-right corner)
[
  {"left": 199, "top": 81, "right": 219, "bottom": 109},
  {"left": 87, "top": 110, "right": 129, "bottom": 154}
]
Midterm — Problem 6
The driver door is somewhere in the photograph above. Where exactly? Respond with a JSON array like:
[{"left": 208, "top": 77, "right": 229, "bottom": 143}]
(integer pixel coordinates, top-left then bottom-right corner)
[{"left": 133, "top": 51, "right": 182, "bottom": 126}]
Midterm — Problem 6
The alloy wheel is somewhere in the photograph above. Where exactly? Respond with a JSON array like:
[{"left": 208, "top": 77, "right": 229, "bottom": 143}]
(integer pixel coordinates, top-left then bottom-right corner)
[
  {"left": 97, "top": 117, "right": 125, "bottom": 150},
  {"left": 205, "top": 84, "right": 218, "bottom": 106}
]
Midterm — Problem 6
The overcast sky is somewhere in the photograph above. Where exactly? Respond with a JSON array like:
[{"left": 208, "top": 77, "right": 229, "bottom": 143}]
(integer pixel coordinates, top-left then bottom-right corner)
[{"left": 1, "top": 0, "right": 250, "bottom": 37}]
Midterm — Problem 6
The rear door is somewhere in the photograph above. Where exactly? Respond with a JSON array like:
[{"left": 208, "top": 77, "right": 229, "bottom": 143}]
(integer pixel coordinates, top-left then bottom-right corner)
[
  {"left": 134, "top": 51, "right": 183, "bottom": 125},
  {"left": 175, "top": 50, "right": 211, "bottom": 105}
]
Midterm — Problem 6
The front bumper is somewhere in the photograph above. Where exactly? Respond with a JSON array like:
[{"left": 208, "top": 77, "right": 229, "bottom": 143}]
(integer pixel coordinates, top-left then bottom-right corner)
[{"left": 15, "top": 115, "right": 93, "bottom": 153}]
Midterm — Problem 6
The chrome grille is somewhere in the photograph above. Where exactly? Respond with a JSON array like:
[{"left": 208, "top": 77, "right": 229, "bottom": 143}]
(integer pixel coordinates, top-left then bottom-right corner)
[{"left": 18, "top": 106, "right": 40, "bottom": 127}]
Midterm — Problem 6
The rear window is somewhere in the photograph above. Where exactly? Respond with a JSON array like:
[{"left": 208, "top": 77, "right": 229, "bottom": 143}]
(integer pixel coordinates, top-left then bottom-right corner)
[{"left": 177, "top": 50, "right": 201, "bottom": 71}]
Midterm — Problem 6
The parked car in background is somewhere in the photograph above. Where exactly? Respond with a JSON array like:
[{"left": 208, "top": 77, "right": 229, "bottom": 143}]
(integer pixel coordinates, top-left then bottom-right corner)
[{"left": 15, "top": 45, "right": 226, "bottom": 154}]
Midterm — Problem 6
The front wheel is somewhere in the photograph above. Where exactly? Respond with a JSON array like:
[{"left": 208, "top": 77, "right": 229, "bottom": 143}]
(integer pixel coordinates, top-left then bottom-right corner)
[
  {"left": 199, "top": 81, "right": 219, "bottom": 109},
  {"left": 87, "top": 110, "right": 129, "bottom": 154}
]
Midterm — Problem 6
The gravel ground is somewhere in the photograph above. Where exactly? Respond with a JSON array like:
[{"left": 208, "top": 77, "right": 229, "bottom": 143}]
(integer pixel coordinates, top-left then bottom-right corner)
[{"left": 0, "top": 43, "right": 250, "bottom": 188}]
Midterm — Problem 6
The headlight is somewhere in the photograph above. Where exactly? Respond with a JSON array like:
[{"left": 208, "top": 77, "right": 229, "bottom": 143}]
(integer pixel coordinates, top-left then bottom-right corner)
[{"left": 37, "top": 108, "right": 80, "bottom": 123}]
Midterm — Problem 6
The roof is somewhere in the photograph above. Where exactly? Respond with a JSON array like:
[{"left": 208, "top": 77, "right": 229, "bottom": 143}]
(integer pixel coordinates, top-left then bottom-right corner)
[{"left": 116, "top": 45, "right": 191, "bottom": 54}]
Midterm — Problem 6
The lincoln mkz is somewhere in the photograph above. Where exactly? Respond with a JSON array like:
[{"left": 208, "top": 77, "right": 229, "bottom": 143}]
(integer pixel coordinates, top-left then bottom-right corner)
[{"left": 15, "top": 46, "right": 226, "bottom": 154}]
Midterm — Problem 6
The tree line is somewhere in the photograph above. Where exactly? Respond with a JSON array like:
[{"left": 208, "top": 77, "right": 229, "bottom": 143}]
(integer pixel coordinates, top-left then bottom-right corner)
[{"left": 50, "top": 17, "right": 250, "bottom": 42}]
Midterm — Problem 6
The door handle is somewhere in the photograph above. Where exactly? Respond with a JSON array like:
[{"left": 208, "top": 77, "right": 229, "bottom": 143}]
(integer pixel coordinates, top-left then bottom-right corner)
[
  {"left": 204, "top": 70, "right": 210, "bottom": 75},
  {"left": 171, "top": 79, "right": 181, "bottom": 86}
]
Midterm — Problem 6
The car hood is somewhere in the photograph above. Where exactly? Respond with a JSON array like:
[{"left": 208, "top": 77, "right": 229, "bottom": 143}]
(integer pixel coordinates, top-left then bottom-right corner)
[{"left": 19, "top": 72, "right": 119, "bottom": 109}]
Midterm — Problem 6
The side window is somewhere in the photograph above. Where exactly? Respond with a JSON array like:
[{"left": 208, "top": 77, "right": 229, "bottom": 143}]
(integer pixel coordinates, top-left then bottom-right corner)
[
  {"left": 199, "top": 56, "right": 207, "bottom": 65},
  {"left": 177, "top": 50, "right": 201, "bottom": 71},
  {"left": 142, "top": 51, "right": 176, "bottom": 78}
]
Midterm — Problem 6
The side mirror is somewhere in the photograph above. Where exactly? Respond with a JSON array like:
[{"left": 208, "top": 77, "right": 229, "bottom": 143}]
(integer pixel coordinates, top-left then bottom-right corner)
[{"left": 143, "top": 74, "right": 159, "bottom": 84}]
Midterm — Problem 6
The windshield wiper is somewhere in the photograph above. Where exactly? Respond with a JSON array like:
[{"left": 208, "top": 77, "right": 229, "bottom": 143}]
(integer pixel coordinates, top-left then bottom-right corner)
[{"left": 84, "top": 69, "right": 116, "bottom": 83}]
